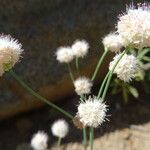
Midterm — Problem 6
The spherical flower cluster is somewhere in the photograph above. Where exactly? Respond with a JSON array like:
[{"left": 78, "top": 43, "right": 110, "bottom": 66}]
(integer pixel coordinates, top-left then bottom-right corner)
[
  {"left": 51, "top": 119, "right": 69, "bottom": 138},
  {"left": 0, "top": 35, "right": 23, "bottom": 76},
  {"left": 117, "top": 3, "right": 150, "bottom": 49},
  {"left": 72, "top": 40, "right": 89, "bottom": 58},
  {"left": 102, "top": 33, "right": 123, "bottom": 53},
  {"left": 31, "top": 131, "right": 49, "bottom": 150},
  {"left": 77, "top": 96, "right": 107, "bottom": 128},
  {"left": 109, "top": 53, "right": 139, "bottom": 82},
  {"left": 74, "top": 77, "right": 93, "bottom": 95},
  {"left": 56, "top": 47, "right": 74, "bottom": 63}
]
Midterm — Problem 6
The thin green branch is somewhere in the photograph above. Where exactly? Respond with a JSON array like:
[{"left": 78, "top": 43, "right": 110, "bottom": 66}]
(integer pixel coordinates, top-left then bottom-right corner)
[
  {"left": 97, "top": 71, "right": 110, "bottom": 99},
  {"left": 91, "top": 49, "right": 109, "bottom": 81},
  {"left": 67, "top": 63, "right": 74, "bottom": 82},
  {"left": 9, "top": 70, "right": 73, "bottom": 119},
  {"left": 89, "top": 127, "right": 94, "bottom": 150},
  {"left": 102, "top": 51, "right": 126, "bottom": 100},
  {"left": 76, "top": 57, "right": 80, "bottom": 75}
]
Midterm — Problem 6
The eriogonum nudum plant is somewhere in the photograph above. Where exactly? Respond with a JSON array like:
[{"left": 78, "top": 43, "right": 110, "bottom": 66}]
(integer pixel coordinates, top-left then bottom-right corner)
[
  {"left": 77, "top": 96, "right": 107, "bottom": 128},
  {"left": 72, "top": 39, "right": 89, "bottom": 58},
  {"left": 74, "top": 77, "right": 93, "bottom": 95},
  {"left": 109, "top": 54, "right": 139, "bottom": 82},
  {"left": 0, "top": 35, "right": 23, "bottom": 76},
  {"left": 102, "top": 33, "right": 123, "bottom": 52},
  {"left": 56, "top": 46, "right": 74, "bottom": 63},
  {"left": 31, "top": 131, "right": 49, "bottom": 150},
  {"left": 117, "top": 3, "right": 150, "bottom": 48},
  {"left": 51, "top": 119, "right": 69, "bottom": 138}
]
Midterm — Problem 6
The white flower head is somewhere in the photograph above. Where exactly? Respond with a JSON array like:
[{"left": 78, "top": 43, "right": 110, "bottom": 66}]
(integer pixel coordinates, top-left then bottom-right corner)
[
  {"left": 102, "top": 33, "right": 123, "bottom": 53},
  {"left": 72, "top": 40, "right": 89, "bottom": 58},
  {"left": 0, "top": 34, "right": 23, "bottom": 76},
  {"left": 31, "top": 131, "right": 49, "bottom": 150},
  {"left": 77, "top": 96, "right": 107, "bottom": 128},
  {"left": 117, "top": 3, "right": 150, "bottom": 49},
  {"left": 109, "top": 53, "right": 139, "bottom": 82},
  {"left": 51, "top": 119, "right": 69, "bottom": 138},
  {"left": 56, "top": 46, "right": 74, "bottom": 63},
  {"left": 74, "top": 77, "right": 93, "bottom": 95}
]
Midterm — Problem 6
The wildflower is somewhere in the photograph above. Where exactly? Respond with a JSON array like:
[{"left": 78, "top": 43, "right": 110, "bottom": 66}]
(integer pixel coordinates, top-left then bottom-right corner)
[
  {"left": 109, "top": 53, "right": 139, "bottom": 82},
  {"left": 74, "top": 77, "right": 92, "bottom": 95},
  {"left": 77, "top": 96, "right": 107, "bottom": 128},
  {"left": 117, "top": 3, "right": 150, "bottom": 48},
  {"left": 102, "top": 33, "right": 123, "bottom": 52},
  {"left": 72, "top": 40, "right": 89, "bottom": 58},
  {"left": 56, "top": 46, "right": 74, "bottom": 63},
  {"left": 51, "top": 119, "right": 69, "bottom": 138},
  {"left": 0, "top": 35, "right": 23, "bottom": 76},
  {"left": 31, "top": 131, "right": 49, "bottom": 150}
]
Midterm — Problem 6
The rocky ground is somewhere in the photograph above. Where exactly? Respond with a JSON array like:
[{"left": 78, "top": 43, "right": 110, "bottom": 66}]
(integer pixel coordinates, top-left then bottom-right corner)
[{"left": 0, "top": 88, "right": 149, "bottom": 150}]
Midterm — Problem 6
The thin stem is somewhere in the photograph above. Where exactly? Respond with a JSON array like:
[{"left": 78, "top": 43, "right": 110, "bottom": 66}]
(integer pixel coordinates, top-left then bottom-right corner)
[
  {"left": 67, "top": 63, "right": 74, "bottom": 82},
  {"left": 9, "top": 70, "right": 73, "bottom": 119},
  {"left": 91, "top": 49, "right": 109, "bottom": 81},
  {"left": 89, "top": 127, "right": 94, "bottom": 150},
  {"left": 76, "top": 57, "right": 80, "bottom": 75},
  {"left": 57, "top": 137, "right": 62, "bottom": 148},
  {"left": 102, "top": 51, "right": 126, "bottom": 100},
  {"left": 97, "top": 71, "right": 110, "bottom": 99},
  {"left": 83, "top": 128, "right": 88, "bottom": 150}
]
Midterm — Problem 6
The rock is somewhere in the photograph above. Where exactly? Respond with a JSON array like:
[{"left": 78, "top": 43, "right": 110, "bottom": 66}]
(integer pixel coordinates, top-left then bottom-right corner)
[
  {"left": 50, "top": 122, "right": 150, "bottom": 150},
  {"left": 0, "top": 0, "right": 130, "bottom": 119}
]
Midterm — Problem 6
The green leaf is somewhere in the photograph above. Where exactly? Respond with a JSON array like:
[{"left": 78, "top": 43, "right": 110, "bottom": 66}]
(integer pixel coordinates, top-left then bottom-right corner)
[
  {"left": 128, "top": 85, "right": 139, "bottom": 98},
  {"left": 122, "top": 87, "right": 129, "bottom": 103},
  {"left": 142, "top": 56, "right": 150, "bottom": 62},
  {"left": 138, "top": 48, "right": 150, "bottom": 60}
]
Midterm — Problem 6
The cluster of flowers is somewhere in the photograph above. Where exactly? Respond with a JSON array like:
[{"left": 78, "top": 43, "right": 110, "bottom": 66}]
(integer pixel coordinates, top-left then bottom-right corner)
[
  {"left": 31, "top": 119, "right": 69, "bottom": 150},
  {"left": 0, "top": 2, "right": 149, "bottom": 150}
]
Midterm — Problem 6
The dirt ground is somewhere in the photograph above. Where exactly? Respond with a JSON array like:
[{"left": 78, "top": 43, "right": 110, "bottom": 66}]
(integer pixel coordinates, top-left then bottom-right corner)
[{"left": 0, "top": 88, "right": 149, "bottom": 150}]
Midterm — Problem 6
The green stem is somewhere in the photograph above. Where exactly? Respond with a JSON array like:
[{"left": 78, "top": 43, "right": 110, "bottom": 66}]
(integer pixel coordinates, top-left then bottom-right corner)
[
  {"left": 67, "top": 63, "right": 74, "bottom": 82},
  {"left": 89, "top": 127, "right": 94, "bottom": 150},
  {"left": 9, "top": 70, "right": 73, "bottom": 119},
  {"left": 97, "top": 71, "right": 110, "bottom": 99},
  {"left": 57, "top": 137, "right": 62, "bottom": 148},
  {"left": 76, "top": 57, "right": 80, "bottom": 75},
  {"left": 83, "top": 128, "right": 87, "bottom": 150},
  {"left": 102, "top": 51, "right": 126, "bottom": 100},
  {"left": 91, "top": 49, "right": 109, "bottom": 81}
]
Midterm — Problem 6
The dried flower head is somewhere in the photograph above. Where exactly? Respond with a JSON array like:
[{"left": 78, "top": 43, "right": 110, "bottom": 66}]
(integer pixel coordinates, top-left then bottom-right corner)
[
  {"left": 72, "top": 40, "right": 89, "bottom": 58},
  {"left": 102, "top": 33, "right": 123, "bottom": 52},
  {"left": 51, "top": 119, "right": 69, "bottom": 138},
  {"left": 74, "top": 77, "right": 93, "bottom": 95},
  {"left": 0, "top": 35, "right": 23, "bottom": 76},
  {"left": 31, "top": 131, "right": 48, "bottom": 150},
  {"left": 117, "top": 3, "right": 150, "bottom": 49},
  {"left": 77, "top": 96, "right": 107, "bottom": 128},
  {"left": 109, "top": 53, "right": 139, "bottom": 82},
  {"left": 56, "top": 46, "right": 74, "bottom": 63}
]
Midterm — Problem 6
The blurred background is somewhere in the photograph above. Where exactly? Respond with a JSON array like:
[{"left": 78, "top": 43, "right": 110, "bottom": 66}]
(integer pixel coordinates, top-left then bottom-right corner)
[{"left": 0, "top": 0, "right": 149, "bottom": 150}]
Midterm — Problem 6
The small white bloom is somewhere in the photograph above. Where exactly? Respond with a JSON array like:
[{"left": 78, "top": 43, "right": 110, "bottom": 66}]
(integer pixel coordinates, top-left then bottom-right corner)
[
  {"left": 74, "top": 77, "right": 92, "bottom": 95},
  {"left": 56, "top": 46, "right": 74, "bottom": 63},
  {"left": 109, "top": 53, "right": 139, "bottom": 82},
  {"left": 77, "top": 96, "right": 107, "bottom": 128},
  {"left": 72, "top": 40, "right": 89, "bottom": 58},
  {"left": 31, "top": 131, "right": 49, "bottom": 150},
  {"left": 102, "top": 33, "right": 123, "bottom": 52},
  {"left": 0, "top": 35, "right": 23, "bottom": 76},
  {"left": 51, "top": 119, "right": 69, "bottom": 138},
  {"left": 117, "top": 3, "right": 150, "bottom": 48}
]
